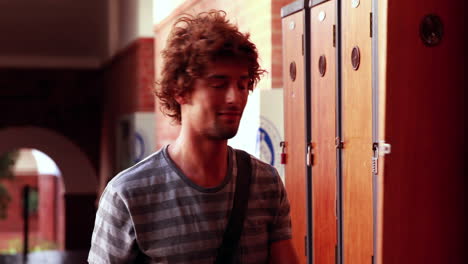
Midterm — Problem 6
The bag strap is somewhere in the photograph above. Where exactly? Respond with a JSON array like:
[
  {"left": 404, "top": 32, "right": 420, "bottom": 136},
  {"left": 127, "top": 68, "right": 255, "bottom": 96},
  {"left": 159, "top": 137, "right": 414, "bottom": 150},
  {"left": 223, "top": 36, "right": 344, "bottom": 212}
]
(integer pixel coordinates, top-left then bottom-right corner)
[{"left": 215, "top": 150, "right": 252, "bottom": 264}]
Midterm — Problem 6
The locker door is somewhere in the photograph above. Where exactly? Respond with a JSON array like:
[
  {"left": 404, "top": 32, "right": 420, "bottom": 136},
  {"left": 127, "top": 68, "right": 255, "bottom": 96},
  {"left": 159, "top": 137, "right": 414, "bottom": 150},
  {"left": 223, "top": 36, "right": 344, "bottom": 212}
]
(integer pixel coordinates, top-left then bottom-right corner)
[
  {"left": 282, "top": 10, "right": 307, "bottom": 264},
  {"left": 310, "top": 1, "right": 337, "bottom": 264},
  {"left": 341, "top": 0, "right": 374, "bottom": 263},
  {"left": 380, "top": 0, "right": 466, "bottom": 263}
]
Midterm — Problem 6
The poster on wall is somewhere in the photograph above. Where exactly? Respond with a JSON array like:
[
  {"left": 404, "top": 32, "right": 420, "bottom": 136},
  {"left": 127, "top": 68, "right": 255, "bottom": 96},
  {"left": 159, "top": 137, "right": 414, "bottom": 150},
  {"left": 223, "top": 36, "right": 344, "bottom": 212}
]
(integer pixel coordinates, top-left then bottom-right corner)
[
  {"left": 256, "top": 115, "right": 284, "bottom": 182},
  {"left": 256, "top": 89, "right": 284, "bottom": 182}
]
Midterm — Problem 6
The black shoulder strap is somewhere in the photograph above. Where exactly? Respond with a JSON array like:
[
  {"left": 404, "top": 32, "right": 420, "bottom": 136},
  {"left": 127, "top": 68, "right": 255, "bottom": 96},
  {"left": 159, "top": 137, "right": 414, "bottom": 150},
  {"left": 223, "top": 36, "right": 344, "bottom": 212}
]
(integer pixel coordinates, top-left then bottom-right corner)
[{"left": 215, "top": 150, "right": 252, "bottom": 264}]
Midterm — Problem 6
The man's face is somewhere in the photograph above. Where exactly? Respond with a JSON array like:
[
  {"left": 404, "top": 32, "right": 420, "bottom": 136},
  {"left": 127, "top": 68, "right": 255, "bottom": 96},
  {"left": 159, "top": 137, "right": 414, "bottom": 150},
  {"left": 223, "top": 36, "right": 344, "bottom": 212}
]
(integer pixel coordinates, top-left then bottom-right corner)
[{"left": 180, "top": 58, "right": 250, "bottom": 140}]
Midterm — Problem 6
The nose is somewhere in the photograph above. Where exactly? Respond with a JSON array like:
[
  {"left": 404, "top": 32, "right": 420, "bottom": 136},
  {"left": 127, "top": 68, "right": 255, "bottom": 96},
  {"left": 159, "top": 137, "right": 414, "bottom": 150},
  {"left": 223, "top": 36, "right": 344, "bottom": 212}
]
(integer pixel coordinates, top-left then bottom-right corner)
[{"left": 225, "top": 82, "right": 245, "bottom": 105}]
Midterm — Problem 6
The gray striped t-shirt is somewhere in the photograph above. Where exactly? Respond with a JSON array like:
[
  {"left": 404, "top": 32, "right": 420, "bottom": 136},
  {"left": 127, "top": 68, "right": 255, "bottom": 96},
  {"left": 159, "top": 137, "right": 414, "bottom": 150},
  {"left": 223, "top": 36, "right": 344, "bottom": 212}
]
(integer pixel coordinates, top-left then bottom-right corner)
[{"left": 88, "top": 145, "right": 292, "bottom": 264}]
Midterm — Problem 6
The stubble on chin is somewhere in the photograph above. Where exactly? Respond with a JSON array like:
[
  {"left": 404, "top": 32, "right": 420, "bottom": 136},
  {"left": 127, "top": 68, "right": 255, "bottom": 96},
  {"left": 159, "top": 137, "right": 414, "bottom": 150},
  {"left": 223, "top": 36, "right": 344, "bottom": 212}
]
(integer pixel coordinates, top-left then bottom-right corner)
[{"left": 205, "top": 122, "right": 240, "bottom": 140}]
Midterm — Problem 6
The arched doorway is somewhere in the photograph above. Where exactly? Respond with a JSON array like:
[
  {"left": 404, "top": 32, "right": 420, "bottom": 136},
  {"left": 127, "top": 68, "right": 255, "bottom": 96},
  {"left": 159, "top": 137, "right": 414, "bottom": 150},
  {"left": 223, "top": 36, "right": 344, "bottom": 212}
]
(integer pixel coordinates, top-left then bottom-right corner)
[{"left": 0, "top": 126, "right": 98, "bottom": 251}]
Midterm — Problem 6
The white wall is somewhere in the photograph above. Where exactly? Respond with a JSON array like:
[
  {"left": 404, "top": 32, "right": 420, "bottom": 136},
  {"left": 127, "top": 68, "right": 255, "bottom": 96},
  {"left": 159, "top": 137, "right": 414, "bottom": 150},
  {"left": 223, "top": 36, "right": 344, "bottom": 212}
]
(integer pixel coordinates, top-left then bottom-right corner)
[
  {"left": 138, "top": 0, "right": 155, "bottom": 37},
  {"left": 228, "top": 89, "right": 261, "bottom": 156},
  {"left": 108, "top": 0, "right": 154, "bottom": 57},
  {"left": 153, "top": 0, "right": 186, "bottom": 24}
]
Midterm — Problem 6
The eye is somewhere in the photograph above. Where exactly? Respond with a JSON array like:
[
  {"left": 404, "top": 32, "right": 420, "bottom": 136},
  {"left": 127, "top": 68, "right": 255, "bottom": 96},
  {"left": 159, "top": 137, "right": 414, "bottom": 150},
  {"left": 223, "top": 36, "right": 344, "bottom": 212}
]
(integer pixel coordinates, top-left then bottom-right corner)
[
  {"left": 237, "top": 82, "right": 247, "bottom": 90},
  {"left": 211, "top": 81, "right": 228, "bottom": 89},
  {"left": 238, "top": 77, "right": 249, "bottom": 90},
  {"left": 206, "top": 76, "right": 228, "bottom": 89}
]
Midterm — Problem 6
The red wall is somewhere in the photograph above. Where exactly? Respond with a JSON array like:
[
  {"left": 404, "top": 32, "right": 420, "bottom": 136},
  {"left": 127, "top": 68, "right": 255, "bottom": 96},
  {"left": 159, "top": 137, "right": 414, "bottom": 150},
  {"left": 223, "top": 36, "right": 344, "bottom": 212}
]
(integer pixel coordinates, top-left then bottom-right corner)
[
  {"left": 0, "top": 174, "right": 62, "bottom": 251},
  {"left": 38, "top": 175, "right": 58, "bottom": 244},
  {"left": 99, "top": 38, "right": 155, "bottom": 188},
  {"left": 0, "top": 175, "right": 38, "bottom": 236},
  {"left": 272, "top": 0, "right": 294, "bottom": 89}
]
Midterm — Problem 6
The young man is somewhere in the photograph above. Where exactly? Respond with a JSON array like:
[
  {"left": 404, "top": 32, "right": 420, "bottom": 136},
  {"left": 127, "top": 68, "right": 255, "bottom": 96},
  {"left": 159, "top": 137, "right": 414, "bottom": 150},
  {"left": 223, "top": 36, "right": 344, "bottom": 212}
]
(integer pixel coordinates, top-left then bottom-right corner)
[{"left": 88, "top": 10, "right": 298, "bottom": 263}]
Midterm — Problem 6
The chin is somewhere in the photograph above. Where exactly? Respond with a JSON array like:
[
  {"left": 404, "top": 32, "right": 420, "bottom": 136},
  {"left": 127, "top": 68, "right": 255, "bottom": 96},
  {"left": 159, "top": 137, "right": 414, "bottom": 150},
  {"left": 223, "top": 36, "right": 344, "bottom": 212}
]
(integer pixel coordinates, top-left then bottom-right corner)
[{"left": 206, "top": 128, "right": 239, "bottom": 140}]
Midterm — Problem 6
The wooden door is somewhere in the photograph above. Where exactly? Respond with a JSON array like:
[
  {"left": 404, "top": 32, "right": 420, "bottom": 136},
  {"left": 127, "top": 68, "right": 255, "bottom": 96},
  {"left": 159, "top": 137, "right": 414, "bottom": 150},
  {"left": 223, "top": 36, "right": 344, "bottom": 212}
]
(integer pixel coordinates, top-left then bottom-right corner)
[
  {"left": 310, "top": 1, "right": 337, "bottom": 264},
  {"left": 282, "top": 10, "right": 307, "bottom": 264},
  {"left": 341, "top": 0, "right": 374, "bottom": 263}
]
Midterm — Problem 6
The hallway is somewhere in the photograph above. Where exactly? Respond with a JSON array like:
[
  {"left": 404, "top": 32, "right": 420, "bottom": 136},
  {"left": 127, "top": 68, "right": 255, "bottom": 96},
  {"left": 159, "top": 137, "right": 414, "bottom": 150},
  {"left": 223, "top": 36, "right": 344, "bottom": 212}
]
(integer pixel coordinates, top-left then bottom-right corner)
[{"left": 0, "top": 0, "right": 465, "bottom": 263}]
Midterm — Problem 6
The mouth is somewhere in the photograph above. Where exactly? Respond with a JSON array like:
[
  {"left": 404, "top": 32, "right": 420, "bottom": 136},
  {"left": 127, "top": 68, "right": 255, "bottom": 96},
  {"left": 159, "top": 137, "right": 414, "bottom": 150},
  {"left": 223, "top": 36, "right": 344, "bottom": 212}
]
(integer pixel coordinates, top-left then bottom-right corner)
[
  {"left": 218, "top": 111, "right": 242, "bottom": 116},
  {"left": 217, "top": 111, "right": 242, "bottom": 121}
]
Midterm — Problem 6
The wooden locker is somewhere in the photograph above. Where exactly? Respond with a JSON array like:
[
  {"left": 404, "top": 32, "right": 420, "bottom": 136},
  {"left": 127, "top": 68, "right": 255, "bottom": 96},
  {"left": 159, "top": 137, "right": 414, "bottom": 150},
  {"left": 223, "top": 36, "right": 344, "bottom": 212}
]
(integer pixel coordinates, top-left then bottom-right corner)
[
  {"left": 341, "top": 0, "right": 374, "bottom": 263},
  {"left": 281, "top": 4, "right": 307, "bottom": 264},
  {"left": 377, "top": 0, "right": 466, "bottom": 263},
  {"left": 309, "top": 1, "right": 338, "bottom": 264}
]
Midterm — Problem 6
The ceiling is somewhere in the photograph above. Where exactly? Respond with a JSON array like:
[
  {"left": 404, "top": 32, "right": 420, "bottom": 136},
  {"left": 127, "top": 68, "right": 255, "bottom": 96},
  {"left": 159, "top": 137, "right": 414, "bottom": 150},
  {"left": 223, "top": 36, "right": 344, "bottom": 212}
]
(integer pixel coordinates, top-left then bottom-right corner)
[{"left": 0, "top": 0, "right": 108, "bottom": 68}]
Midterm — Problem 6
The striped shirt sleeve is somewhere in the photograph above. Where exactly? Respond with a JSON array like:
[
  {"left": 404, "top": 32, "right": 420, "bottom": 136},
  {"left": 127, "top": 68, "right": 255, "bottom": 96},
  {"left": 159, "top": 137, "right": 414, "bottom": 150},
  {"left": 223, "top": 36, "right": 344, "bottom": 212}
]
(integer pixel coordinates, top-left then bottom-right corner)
[
  {"left": 88, "top": 185, "right": 141, "bottom": 263},
  {"left": 268, "top": 167, "right": 292, "bottom": 243}
]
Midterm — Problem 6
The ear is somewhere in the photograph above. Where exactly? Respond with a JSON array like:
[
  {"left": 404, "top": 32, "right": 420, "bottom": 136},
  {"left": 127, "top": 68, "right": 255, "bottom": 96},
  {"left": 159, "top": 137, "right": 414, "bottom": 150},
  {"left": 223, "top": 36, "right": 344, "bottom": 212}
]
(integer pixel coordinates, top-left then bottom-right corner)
[
  {"left": 175, "top": 94, "right": 187, "bottom": 105},
  {"left": 175, "top": 96, "right": 184, "bottom": 105}
]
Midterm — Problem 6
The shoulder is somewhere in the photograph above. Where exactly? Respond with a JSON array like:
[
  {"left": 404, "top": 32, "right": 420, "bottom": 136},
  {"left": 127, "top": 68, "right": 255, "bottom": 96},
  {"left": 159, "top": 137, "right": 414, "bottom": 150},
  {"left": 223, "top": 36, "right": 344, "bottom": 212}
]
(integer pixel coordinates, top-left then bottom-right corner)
[
  {"left": 232, "top": 148, "right": 281, "bottom": 185},
  {"left": 106, "top": 147, "right": 172, "bottom": 195}
]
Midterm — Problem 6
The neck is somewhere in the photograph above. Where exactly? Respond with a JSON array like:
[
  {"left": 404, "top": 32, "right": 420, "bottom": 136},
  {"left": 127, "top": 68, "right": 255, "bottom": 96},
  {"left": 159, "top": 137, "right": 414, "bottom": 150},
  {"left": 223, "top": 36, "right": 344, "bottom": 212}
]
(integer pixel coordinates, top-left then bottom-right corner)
[{"left": 168, "top": 128, "right": 229, "bottom": 188}]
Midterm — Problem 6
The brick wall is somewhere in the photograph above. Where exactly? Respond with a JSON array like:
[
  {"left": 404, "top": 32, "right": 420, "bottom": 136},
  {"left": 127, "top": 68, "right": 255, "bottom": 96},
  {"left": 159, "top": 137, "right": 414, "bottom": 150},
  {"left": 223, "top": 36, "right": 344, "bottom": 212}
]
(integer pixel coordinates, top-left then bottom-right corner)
[
  {"left": 0, "top": 175, "right": 38, "bottom": 232},
  {"left": 0, "top": 175, "right": 39, "bottom": 250},
  {"left": 272, "top": 0, "right": 295, "bottom": 88},
  {"left": 38, "top": 175, "right": 58, "bottom": 244},
  {"left": 0, "top": 174, "right": 64, "bottom": 251},
  {"left": 137, "top": 39, "right": 157, "bottom": 113},
  {"left": 99, "top": 37, "right": 155, "bottom": 188}
]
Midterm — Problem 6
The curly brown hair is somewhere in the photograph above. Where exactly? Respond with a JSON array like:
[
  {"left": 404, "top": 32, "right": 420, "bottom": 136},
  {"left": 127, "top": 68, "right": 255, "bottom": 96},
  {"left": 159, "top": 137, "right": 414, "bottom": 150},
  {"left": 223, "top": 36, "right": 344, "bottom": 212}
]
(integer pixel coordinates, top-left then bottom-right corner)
[{"left": 155, "top": 10, "right": 265, "bottom": 124}]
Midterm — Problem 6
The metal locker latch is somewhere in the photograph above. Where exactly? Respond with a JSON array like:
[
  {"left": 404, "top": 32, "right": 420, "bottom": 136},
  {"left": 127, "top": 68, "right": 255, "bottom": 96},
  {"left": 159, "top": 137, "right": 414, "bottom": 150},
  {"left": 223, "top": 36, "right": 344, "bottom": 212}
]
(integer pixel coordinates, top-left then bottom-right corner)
[
  {"left": 378, "top": 140, "right": 392, "bottom": 155},
  {"left": 372, "top": 143, "right": 379, "bottom": 174},
  {"left": 280, "top": 141, "right": 287, "bottom": 165},
  {"left": 372, "top": 141, "right": 392, "bottom": 174}
]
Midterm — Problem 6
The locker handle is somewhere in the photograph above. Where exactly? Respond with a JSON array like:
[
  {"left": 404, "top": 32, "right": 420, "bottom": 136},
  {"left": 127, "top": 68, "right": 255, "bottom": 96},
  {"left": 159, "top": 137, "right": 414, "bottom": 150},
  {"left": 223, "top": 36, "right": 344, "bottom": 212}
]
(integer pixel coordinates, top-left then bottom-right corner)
[
  {"left": 335, "top": 137, "right": 344, "bottom": 149},
  {"left": 306, "top": 143, "right": 315, "bottom": 167}
]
